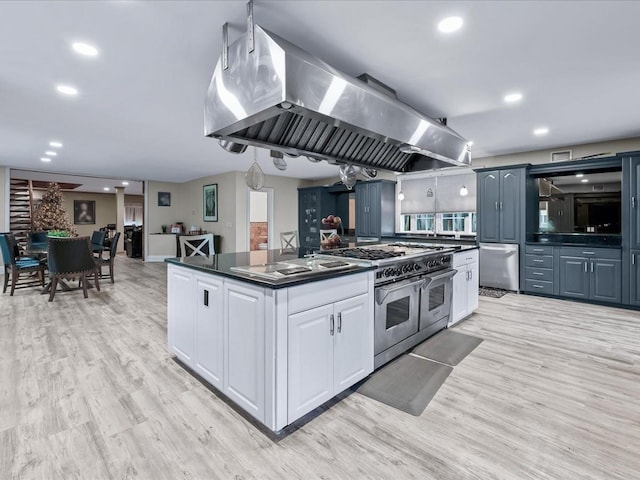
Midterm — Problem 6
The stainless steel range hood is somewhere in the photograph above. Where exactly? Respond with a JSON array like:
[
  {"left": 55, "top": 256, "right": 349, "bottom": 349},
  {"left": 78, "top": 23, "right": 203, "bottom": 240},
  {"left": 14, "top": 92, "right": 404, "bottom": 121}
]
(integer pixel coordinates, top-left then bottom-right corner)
[{"left": 204, "top": 25, "right": 471, "bottom": 173}]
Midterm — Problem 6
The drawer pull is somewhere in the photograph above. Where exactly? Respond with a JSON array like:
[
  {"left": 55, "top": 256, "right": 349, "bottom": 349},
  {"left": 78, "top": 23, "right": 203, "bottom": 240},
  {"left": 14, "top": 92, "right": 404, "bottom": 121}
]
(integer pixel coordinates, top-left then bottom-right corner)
[
  {"left": 533, "top": 284, "right": 544, "bottom": 289},
  {"left": 532, "top": 259, "right": 544, "bottom": 263},
  {"left": 532, "top": 272, "right": 544, "bottom": 276},
  {"left": 533, "top": 248, "right": 544, "bottom": 252},
  {"left": 582, "top": 251, "right": 595, "bottom": 255},
  {"left": 633, "top": 253, "right": 636, "bottom": 265}
]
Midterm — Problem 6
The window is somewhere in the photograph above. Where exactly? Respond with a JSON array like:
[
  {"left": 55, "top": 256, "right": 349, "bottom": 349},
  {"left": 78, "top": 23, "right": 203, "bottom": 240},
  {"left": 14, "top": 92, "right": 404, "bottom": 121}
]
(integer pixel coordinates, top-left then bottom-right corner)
[
  {"left": 440, "top": 213, "right": 468, "bottom": 233},
  {"left": 398, "top": 212, "right": 475, "bottom": 235},
  {"left": 415, "top": 214, "right": 434, "bottom": 232}
]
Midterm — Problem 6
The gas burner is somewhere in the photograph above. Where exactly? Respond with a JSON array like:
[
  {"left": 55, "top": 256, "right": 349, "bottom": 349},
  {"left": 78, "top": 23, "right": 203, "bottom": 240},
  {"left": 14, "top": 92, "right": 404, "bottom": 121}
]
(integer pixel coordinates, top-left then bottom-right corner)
[{"left": 325, "top": 247, "right": 406, "bottom": 261}]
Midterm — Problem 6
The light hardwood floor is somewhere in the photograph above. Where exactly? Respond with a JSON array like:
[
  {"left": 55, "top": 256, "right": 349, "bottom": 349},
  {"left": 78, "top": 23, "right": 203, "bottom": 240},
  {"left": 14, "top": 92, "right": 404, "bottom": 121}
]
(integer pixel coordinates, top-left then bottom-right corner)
[{"left": 1, "top": 256, "right": 639, "bottom": 479}]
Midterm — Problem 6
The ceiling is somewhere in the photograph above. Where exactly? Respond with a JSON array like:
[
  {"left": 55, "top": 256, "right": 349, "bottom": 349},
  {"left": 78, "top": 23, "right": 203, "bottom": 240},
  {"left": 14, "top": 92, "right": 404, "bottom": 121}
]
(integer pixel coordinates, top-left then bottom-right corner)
[
  {"left": 12, "top": 169, "right": 144, "bottom": 195},
  {"left": 1, "top": 1, "right": 639, "bottom": 183}
]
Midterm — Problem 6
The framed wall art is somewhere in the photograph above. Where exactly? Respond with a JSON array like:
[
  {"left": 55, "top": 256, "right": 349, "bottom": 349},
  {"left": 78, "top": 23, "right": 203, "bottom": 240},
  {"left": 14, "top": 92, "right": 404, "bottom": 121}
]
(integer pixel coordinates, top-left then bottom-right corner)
[
  {"left": 74, "top": 200, "right": 96, "bottom": 225},
  {"left": 158, "top": 192, "right": 171, "bottom": 207},
  {"left": 203, "top": 184, "right": 218, "bottom": 222}
]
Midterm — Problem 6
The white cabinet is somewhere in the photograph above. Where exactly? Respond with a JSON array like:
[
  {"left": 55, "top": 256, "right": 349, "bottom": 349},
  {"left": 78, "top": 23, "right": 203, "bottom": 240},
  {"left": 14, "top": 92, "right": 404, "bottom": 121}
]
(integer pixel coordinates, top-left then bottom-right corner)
[
  {"left": 194, "top": 276, "right": 224, "bottom": 390},
  {"left": 223, "top": 280, "right": 266, "bottom": 422},
  {"left": 167, "top": 265, "right": 196, "bottom": 366},
  {"left": 451, "top": 249, "right": 479, "bottom": 326},
  {"left": 287, "top": 294, "right": 371, "bottom": 421}
]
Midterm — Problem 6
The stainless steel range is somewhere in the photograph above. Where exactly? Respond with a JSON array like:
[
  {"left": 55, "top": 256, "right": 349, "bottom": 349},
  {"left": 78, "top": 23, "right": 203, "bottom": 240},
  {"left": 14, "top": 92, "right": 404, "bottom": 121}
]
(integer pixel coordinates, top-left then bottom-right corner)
[{"left": 318, "top": 242, "right": 458, "bottom": 368}]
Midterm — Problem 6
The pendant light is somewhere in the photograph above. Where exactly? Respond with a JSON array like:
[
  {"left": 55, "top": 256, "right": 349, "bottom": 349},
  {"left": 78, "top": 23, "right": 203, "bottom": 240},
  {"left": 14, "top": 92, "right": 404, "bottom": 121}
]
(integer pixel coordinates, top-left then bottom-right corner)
[
  {"left": 246, "top": 147, "right": 265, "bottom": 190},
  {"left": 397, "top": 191, "right": 405, "bottom": 201},
  {"left": 459, "top": 185, "right": 469, "bottom": 197}
]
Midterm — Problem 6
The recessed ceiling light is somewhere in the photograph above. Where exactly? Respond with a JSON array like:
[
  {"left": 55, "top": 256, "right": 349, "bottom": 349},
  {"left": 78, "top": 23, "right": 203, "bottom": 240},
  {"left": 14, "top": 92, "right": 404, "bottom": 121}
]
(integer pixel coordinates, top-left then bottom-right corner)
[
  {"left": 56, "top": 84, "right": 78, "bottom": 96},
  {"left": 103, "top": 187, "right": 110, "bottom": 191},
  {"left": 504, "top": 92, "right": 523, "bottom": 103},
  {"left": 72, "top": 42, "right": 99, "bottom": 57},
  {"left": 533, "top": 127, "right": 549, "bottom": 136},
  {"left": 45, "top": 151, "right": 57, "bottom": 156},
  {"left": 49, "top": 141, "right": 63, "bottom": 148},
  {"left": 576, "top": 173, "right": 584, "bottom": 178},
  {"left": 581, "top": 179, "right": 589, "bottom": 183},
  {"left": 121, "top": 181, "right": 129, "bottom": 186},
  {"left": 40, "top": 157, "right": 52, "bottom": 162},
  {"left": 438, "top": 16, "right": 464, "bottom": 33}
]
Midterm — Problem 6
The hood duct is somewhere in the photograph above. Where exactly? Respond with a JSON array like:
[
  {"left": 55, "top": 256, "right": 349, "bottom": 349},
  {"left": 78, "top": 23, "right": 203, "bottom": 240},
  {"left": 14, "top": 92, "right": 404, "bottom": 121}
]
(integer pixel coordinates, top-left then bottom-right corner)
[{"left": 205, "top": 24, "right": 471, "bottom": 173}]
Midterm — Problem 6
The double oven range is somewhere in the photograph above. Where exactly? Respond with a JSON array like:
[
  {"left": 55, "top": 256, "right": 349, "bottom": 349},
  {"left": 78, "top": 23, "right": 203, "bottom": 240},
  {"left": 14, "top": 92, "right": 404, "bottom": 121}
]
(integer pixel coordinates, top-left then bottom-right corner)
[{"left": 318, "top": 243, "right": 458, "bottom": 368}]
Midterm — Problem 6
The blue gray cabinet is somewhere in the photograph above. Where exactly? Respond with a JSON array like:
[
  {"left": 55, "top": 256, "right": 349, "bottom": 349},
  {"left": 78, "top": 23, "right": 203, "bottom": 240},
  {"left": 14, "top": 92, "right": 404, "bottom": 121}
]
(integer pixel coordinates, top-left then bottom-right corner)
[
  {"left": 558, "top": 247, "right": 622, "bottom": 304},
  {"left": 355, "top": 180, "right": 395, "bottom": 238},
  {"left": 298, "top": 187, "right": 336, "bottom": 248},
  {"left": 630, "top": 157, "right": 640, "bottom": 250},
  {"left": 631, "top": 250, "right": 640, "bottom": 306},
  {"left": 477, "top": 168, "right": 521, "bottom": 243}
]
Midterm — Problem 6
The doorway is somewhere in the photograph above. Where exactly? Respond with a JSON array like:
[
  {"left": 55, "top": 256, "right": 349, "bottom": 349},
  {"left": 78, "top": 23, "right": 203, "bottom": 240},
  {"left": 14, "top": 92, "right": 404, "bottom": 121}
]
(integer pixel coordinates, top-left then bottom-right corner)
[{"left": 247, "top": 188, "right": 273, "bottom": 251}]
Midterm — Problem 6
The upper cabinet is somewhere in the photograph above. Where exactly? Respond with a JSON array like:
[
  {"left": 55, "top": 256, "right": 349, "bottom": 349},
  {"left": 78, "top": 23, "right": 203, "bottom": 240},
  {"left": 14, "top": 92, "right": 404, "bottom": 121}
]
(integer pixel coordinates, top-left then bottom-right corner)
[
  {"left": 477, "top": 168, "right": 522, "bottom": 243},
  {"left": 355, "top": 180, "right": 396, "bottom": 239},
  {"left": 629, "top": 156, "right": 640, "bottom": 250}
]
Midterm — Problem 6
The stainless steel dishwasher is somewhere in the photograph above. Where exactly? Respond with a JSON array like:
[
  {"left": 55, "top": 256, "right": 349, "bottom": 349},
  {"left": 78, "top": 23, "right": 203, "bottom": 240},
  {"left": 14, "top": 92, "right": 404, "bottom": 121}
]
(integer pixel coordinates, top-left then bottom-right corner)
[{"left": 479, "top": 243, "right": 520, "bottom": 291}]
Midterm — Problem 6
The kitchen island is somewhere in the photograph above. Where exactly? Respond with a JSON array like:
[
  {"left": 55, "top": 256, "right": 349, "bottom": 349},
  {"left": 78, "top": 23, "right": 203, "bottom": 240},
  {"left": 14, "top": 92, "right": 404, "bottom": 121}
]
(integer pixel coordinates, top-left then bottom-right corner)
[{"left": 166, "top": 249, "right": 376, "bottom": 432}]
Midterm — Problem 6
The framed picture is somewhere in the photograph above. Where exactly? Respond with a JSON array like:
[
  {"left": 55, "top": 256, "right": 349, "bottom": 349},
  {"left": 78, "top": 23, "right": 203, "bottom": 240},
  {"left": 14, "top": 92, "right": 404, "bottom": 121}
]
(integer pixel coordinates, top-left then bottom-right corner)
[
  {"left": 158, "top": 192, "right": 171, "bottom": 207},
  {"left": 74, "top": 200, "right": 96, "bottom": 225},
  {"left": 203, "top": 184, "right": 218, "bottom": 222}
]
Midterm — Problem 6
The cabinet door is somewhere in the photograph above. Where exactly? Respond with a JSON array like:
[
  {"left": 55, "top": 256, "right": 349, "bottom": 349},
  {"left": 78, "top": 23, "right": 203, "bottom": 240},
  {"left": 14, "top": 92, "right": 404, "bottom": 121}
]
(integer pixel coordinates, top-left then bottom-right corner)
[
  {"left": 355, "top": 184, "right": 369, "bottom": 236},
  {"left": 299, "top": 190, "right": 320, "bottom": 247},
  {"left": 631, "top": 251, "right": 640, "bottom": 306},
  {"left": 287, "top": 304, "right": 334, "bottom": 421},
  {"left": 223, "top": 281, "right": 265, "bottom": 421},
  {"left": 467, "top": 260, "right": 479, "bottom": 313},
  {"left": 367, "top": 183, "right": 381, "bottom": 238},
  {"left": 333, "top": 294, "right": 372, "bottom": 392},
  {"left": 478, "top": 171, "right": 500, "bottom": 242},
  {"left": 591, "top": 258, "right": 622, "bottom": 304},
  {"left": 559, "top": 256, "right": 589, "bottom": 299},
  {"left": 499, "top": 169, "right": 520, "bottom": 243},
  {"left": 450, "top": 266, "right": 468, "bottom": 324},
  {"left": 167, "top": 267, "right": 195, "bottom": 366},
  {"left": 631, "top": 158, "right": 640, "bottom": 250},
  {"left": 194, "top": 276, "right": 224, "bottom": 389}
]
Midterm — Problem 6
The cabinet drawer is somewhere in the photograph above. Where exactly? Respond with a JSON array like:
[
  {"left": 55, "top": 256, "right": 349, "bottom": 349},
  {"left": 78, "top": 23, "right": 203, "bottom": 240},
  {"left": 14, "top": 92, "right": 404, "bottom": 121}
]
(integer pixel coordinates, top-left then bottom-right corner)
[
  {"left": 525, "top": 244, "right": 554, "bottom": 255},
  {"left": 525, "top": 267, "right": 553, "bottom": 282},
  {"left": 525, "top": 279, "right": 554, "bottom": 295},
  {"left": 453, "top": 249, "right": 479, "bottom": 268},
  {"left": 559, "top": 247, "right": 621, "bottom": 260},
  {"left": 525, "top": 254, "right": 553, "bottom": 268}
]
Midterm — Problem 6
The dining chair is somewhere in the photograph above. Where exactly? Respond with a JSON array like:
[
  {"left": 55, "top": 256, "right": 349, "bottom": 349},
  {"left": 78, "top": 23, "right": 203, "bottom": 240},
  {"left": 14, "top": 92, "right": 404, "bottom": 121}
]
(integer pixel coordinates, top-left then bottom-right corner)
[
  {"left": 96, "top": 232, "right": 121, "bottom": 283},
  {"left": 179, "top": 234, "right": 214, "bottom": 257},
  {"left": 47, "top": 236, "right": 101, "bottom": 302},
  {"left": 27, "top": 231, "right": 48, "bottom": 253},
  {"left": 91, "top": 230, "right": 107, "bottom": 257},
  {"left": 280, "top": 230, "right": 298, "bottom": 251},
  {"left": 0, "top": 233, "right": 46, "bottom": 296}
]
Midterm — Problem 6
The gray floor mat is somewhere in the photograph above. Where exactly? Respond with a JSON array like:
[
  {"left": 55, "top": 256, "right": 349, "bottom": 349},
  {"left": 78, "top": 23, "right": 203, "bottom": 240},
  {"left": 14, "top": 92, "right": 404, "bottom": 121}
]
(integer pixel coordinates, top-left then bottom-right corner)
[
  {"left": 356, "top": 355, "right": 452, "bottom": 416},
  {"left": 412, "top": 329, "right": 483, "bottom": 366}
]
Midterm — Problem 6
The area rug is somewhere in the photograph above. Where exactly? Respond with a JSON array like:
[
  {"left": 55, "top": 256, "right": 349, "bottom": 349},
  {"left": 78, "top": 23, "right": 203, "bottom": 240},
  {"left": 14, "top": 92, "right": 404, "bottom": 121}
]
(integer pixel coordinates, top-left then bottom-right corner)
[
  {"left": 356, "top": 355, "right": 452, "bottom": 416},
  {"left": 479, "top": 287, "right": 508, "bottom": 298},
  {"left": 412, "top": 329, "right": 483, "bottom": 366}
]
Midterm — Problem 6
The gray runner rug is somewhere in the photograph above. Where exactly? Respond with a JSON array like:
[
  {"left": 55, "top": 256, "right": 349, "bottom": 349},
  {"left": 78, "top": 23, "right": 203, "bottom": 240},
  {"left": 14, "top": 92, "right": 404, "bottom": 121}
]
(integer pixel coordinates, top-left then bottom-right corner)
[
  {"left": 356, "top": 355, "right": 452, "bottom": 416},
  {"left": 412, "top": 329, "right": 483, "bottom": 366}
]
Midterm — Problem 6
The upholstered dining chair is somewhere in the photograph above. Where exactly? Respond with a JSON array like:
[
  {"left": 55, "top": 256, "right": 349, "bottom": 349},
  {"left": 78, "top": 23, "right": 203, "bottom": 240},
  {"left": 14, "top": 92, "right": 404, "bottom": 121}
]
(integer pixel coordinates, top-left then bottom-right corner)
[
  {"left": 179, "top": 234, "right": 215, "bottom": 257},
  {"left": 47, "top": 236, "right": 100, "bottom": 302},
  {"left": 27, "top": 231, "right": 48, "bottom": 253},
  {"left": 280, "top": 230, "right": 298, "bottom": 251},
  {"left": 96, "top": 231, "right": 121, "bottom": 283},
  {"left": 0, "top": 233, "right": 46, "bottom": 296},
  {"left": 91, "top": 230, "right": 107, "bottom": 257}
]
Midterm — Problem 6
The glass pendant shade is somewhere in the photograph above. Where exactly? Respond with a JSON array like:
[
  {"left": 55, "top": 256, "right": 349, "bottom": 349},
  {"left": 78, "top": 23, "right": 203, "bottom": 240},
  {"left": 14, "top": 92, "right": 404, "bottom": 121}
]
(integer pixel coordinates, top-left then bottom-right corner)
[{"left": 246, "top": 161, "right": 266, "bottom": 190}]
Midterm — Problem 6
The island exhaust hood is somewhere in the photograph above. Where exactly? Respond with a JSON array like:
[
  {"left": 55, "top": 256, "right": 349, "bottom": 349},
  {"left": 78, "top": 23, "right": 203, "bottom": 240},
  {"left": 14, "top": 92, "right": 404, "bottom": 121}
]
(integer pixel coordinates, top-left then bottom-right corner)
[{"left": 205, "top": 20, "right": 471, "bottom": 173}]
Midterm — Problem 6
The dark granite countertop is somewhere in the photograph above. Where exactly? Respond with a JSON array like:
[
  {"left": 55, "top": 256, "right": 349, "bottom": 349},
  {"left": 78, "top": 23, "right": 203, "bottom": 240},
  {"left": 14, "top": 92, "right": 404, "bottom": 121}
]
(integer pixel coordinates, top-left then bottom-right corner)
[
  {"left": 165, "top": 249, "right": 375, "bottom": 289},
  {"left": 526, "top": 241, "right": 623, "bottom": 249}
]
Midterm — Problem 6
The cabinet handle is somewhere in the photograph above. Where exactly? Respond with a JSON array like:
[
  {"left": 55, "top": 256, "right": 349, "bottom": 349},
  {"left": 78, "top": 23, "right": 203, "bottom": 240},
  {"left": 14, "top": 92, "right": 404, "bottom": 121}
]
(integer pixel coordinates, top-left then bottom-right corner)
[
  {"left": 584, "top": 262, "right": 588, "bottom": 272},
  {"left": 533, "top": 259, "right": 544, "bottom": 263},
  {"left": 469, "top": 270, "right": 472, "bottom": 280},
  {"left": 582, "top": 251, "right": 595, "bottom": 255},
  {"left": 330, "top": 314, "right": 335, "bottom": 336},
  {"left": 532, "top": 272, "right": 544, "bottom": 276},
  {"left": 500, "top": 202, "right": 503, "bottom": 211},
  {"left": 495, "top": 202, "right": 498, "bottom": 211},
  {"left": 533, "top": 248, "right": 544, "bottom": 252},
  {"left": 633, "top": 253, "right": 636, "bottom": 265},
  {"left": 591, "top": 262, "right": 594, "bottom": 273},
  {"left": 533, "top": 284, "right": 544, "bottom": 289},
  {"left": 203, "top": 289, "right": 209, "bottom": 307},
  {"left": 633, "top": 196, "right": 636, "bottom": 208},
  {"left": 337, "top": 312, "right": 342, "bottom": 333}
]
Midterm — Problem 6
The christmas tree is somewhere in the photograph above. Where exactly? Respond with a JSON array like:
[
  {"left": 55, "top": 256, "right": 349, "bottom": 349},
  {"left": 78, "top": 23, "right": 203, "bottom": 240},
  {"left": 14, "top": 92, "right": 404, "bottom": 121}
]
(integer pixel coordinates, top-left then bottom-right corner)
[{"left": 32, "top": 183, "right": 76, "bottom": 235}]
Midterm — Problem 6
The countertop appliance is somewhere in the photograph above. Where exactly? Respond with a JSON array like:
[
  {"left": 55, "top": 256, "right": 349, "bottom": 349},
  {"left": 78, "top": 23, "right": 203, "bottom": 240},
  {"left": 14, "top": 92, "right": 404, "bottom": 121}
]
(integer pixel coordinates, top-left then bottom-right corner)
[
  {"left": 229, "top": 257, "right": 359, "bottom": 280},
  {"left": 204, "top": 18, "right": 470, "bottom": 174},
  {"left": 318, "top": 242, "right": 457, "bottom": 368},
  {"left": 479, "top": 243, "right": 520, "bottom": 291}
]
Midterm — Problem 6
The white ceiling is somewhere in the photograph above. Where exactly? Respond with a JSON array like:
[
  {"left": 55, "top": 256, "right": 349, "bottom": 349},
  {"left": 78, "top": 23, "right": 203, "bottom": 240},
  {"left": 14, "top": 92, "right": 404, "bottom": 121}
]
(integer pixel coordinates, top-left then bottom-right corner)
[
  {"left": 1, "top": 1, "right": 639, "bottom": 183},
  {"left": 11, "top": 169, "right": 144, "bottom": 195}
]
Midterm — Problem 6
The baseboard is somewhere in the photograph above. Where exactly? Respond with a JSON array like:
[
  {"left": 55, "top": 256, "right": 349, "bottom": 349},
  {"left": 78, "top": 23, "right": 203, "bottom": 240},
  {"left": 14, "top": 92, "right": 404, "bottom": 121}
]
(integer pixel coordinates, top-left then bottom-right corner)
[{"left": 145, "top": 255, "right": 173, "bottom": 262}]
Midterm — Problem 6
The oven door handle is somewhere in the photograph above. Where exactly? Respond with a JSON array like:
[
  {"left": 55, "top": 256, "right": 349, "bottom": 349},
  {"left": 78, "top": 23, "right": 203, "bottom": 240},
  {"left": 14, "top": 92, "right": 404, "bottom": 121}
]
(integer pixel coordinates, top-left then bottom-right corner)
[
  {"left": 421, "top": 268, "right": 458, "bottom": 289},
  {"left": 375, "top": 278, "right": 423, "bottom": 305}
]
